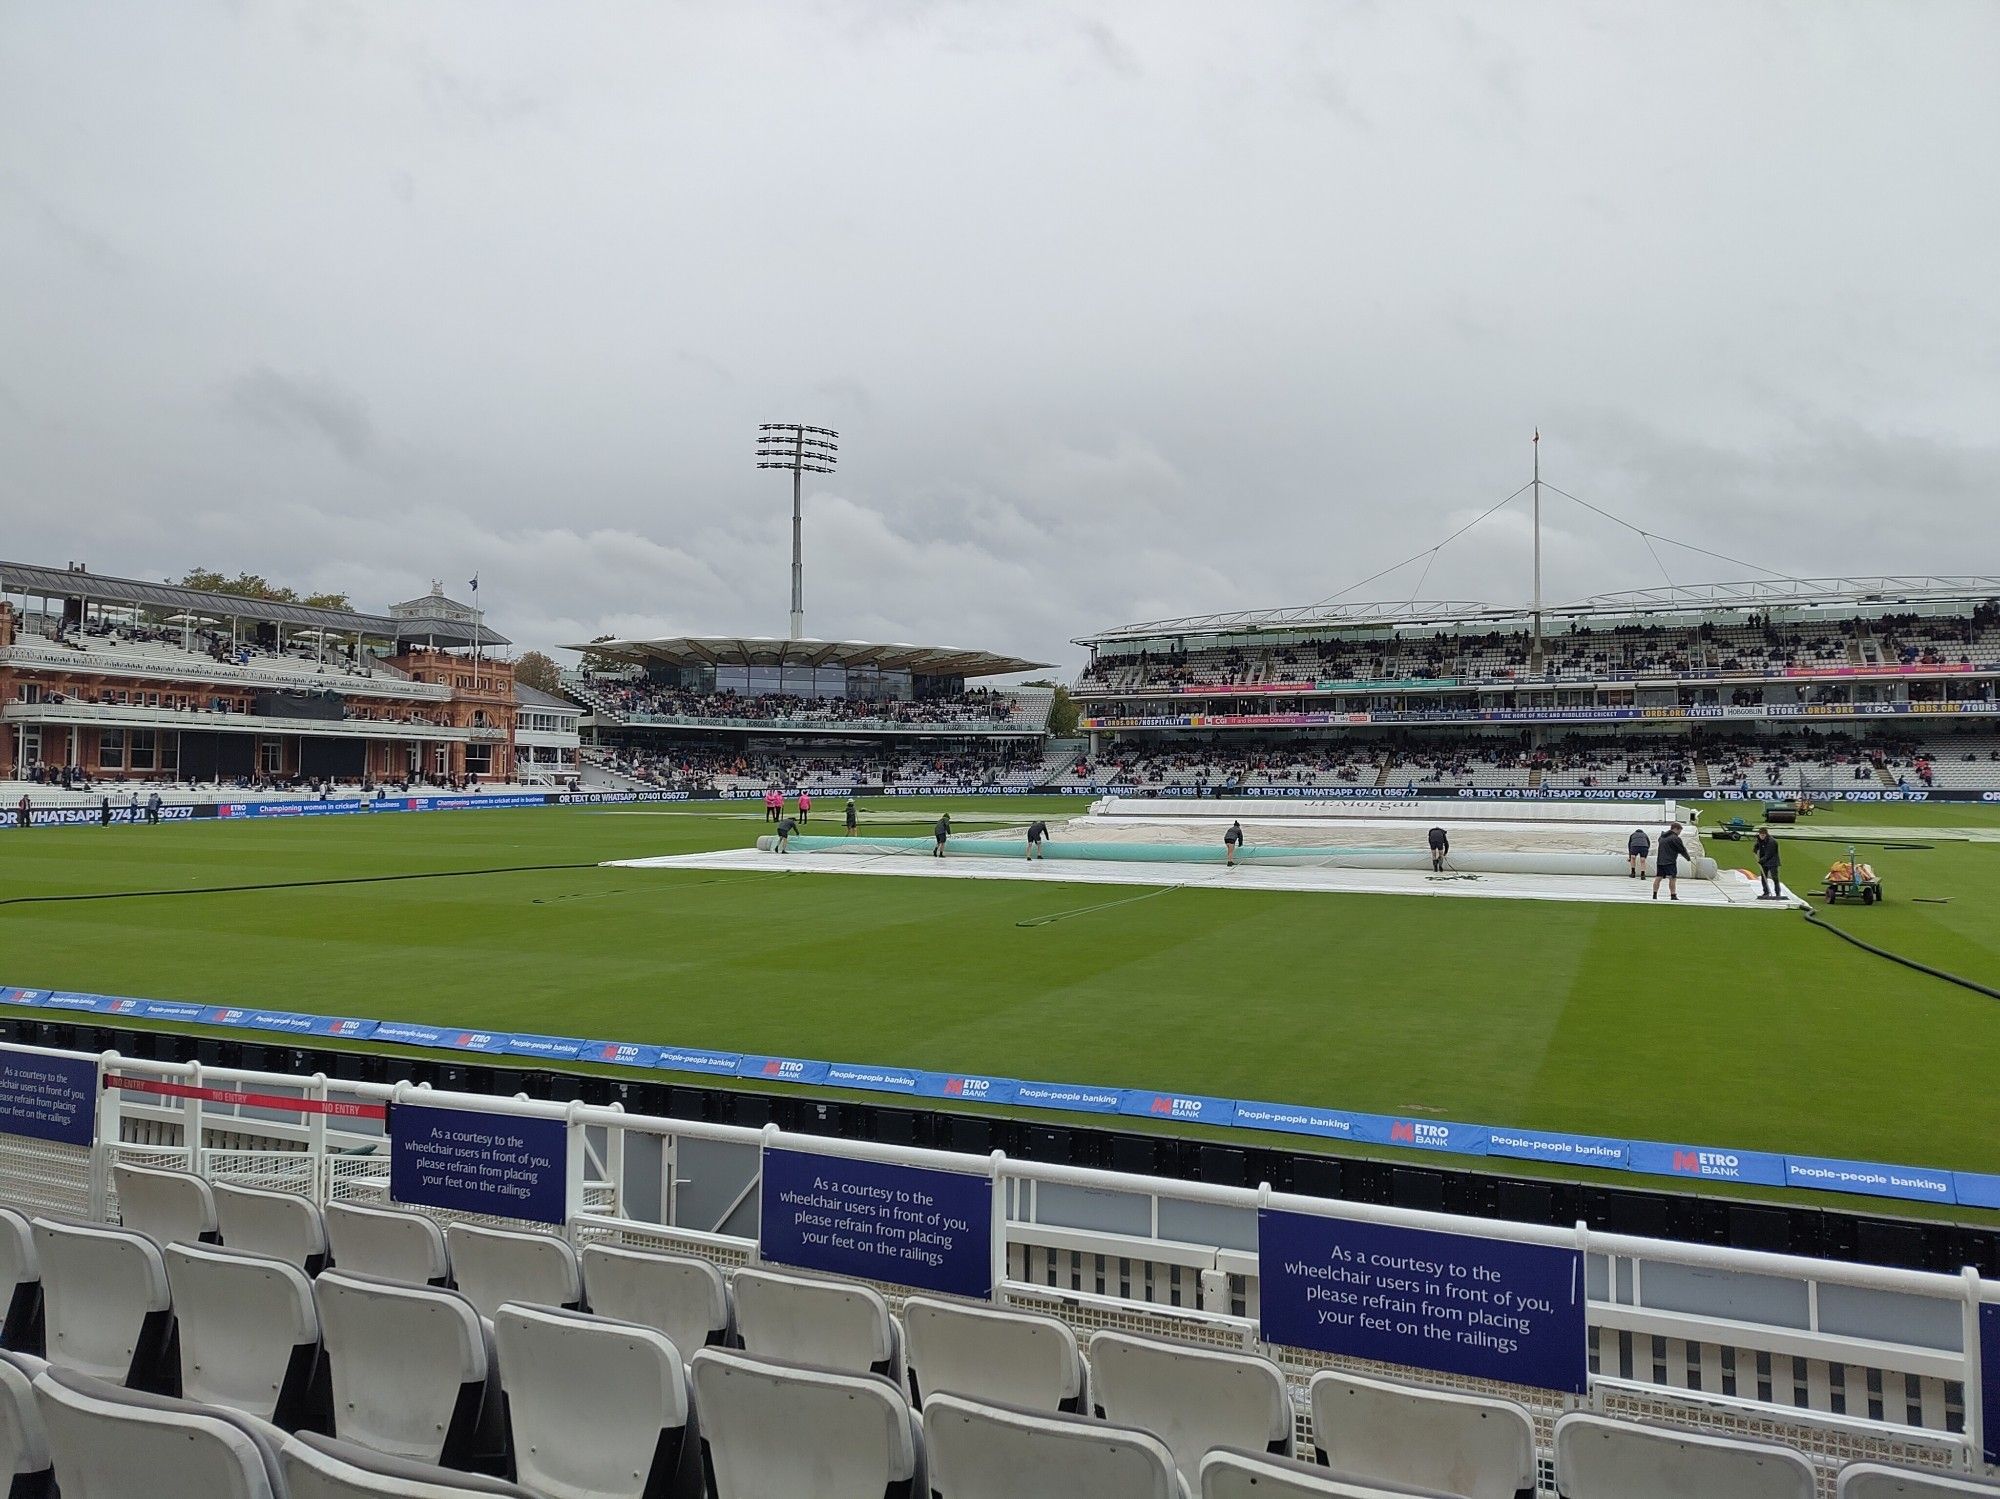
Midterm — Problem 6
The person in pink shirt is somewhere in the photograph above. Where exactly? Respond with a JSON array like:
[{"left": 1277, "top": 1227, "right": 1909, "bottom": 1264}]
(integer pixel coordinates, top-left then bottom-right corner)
[
  {"left": 797, "top": 789, "right": 812, "bottom": 825},
  {"left": 764, "top": 787, "right": 781, "bottom": 823}
]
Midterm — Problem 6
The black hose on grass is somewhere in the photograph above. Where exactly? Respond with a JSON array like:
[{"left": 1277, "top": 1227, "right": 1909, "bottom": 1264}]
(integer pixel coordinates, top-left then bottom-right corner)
[
  {"left": 0, "top": 862, "right": 604, "bottom": 908},
  {"left": 1016, "top": 884, "right": 1182, "bottom": 928},
  {"left": 1801, "top": 907, "right": 2000, "bottom": 1002}
]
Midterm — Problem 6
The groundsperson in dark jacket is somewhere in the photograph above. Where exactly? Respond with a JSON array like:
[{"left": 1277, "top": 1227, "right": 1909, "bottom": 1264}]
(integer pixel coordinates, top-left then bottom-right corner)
[
  {"left": 1753, "top": 825, "right": 1783, "bottom": 901},
  {"left": 1652, "top": 821, "right": 1692, "bottom": 902}
]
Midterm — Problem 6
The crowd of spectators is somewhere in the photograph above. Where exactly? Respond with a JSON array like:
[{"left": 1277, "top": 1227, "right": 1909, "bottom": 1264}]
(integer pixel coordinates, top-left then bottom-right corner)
[
  {"left": 1064, "top": 728, "right": 2000, "bottom": 791},
  {"left": 577, "top": 676, "right": 1028, "bottom": 728},
  {"left": 1079, "top": 604, "right": 2000, "bottom": 699},
  {"left": 590, "top": 737, "right": 1050, "bottom": 792}
]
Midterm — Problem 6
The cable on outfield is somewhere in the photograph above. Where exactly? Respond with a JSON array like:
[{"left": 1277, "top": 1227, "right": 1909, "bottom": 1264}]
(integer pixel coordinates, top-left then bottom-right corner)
[
  {"left": 1800, "top": 907, "right": 2000, "bottom": 1002},
  {"left": 1015, "top": 883, "right": 1185, "bottom": 928},
  {"left": 0, "top": 862, "right": 606, "bottom": 909}
]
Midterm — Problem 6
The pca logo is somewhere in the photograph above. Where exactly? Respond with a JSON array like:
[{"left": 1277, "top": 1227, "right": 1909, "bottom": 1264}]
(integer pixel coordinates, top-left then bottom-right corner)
[{"left": 1390, "top": 1120, "right": 1451, "bottom": 1146}]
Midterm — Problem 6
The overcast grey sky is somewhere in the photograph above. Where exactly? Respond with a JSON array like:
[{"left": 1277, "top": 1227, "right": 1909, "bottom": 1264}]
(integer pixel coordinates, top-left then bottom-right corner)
[{"left": 3, "top": 1, "right": 1996, "bottom": 671}]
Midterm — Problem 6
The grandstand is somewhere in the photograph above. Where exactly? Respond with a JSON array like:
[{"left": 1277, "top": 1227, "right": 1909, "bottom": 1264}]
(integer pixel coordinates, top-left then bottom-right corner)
[
  {"left": 0, "top": 562, "right": 577, "bottom": 795},
  {"left": 0, "top": 1038, "right": 1989, "bottom": 1497},
  {"left": 565, "top": 633, "right": 1067, "bottom": 794},
  {"left": 1071, "top": 579, "right": 2000, "bottom": 797}
]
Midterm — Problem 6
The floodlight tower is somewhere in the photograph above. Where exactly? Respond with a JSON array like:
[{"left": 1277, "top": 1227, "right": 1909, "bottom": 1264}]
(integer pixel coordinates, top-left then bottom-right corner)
[{"left": 757, "top": 423, "right": 839, "bottom": 640}]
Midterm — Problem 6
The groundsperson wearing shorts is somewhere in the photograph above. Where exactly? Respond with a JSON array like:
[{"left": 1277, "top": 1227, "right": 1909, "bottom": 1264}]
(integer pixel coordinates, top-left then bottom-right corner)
[
  {"left": 1223, "top": 820, "right": 1244, "bottom": 866},
  {"left": 1025, "top": 819, "right": 1049, "bottom": 860},
  {"left": 1652, "top": 821, "right": 1691, "bottom": 901},
  {"left": 1627, "top": 826, "right": 1651, "bottom": 878},
  {"left": 933, "top": 813, "right": 951, "bottom": 858},
  {"left": 1427, "top": 825, "right": 1449, "bottom": 871},
  {"left": 773, "top": 814, "right": 798, "bottom": 852},
  {"left": 844, "top": 798, "right": 858, "bottom": 835}
]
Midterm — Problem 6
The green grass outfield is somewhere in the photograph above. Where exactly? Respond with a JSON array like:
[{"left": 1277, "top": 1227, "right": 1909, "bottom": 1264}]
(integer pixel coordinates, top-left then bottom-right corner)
[{"left": 3, "top": 797, "right": 1998, "bottom": 1211}]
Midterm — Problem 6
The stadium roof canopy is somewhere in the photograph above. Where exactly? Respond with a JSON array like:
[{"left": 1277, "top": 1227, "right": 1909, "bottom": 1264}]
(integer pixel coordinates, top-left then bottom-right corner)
[
  {"left": 1, "top": 558, "right": 400, "bottom": 635},
  {"left": 1077, "top": 575, "right": 2000, "bottom": 647},
  {"left": 569, "top": 634, "right": 1051, "bottom": 679},
  {"left": 0, "top": 559, "right": 512, "bottom": 646}
]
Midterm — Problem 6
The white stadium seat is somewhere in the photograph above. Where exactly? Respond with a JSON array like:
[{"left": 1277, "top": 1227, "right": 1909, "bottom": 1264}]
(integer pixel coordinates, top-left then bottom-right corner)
[
  {"left": 1202, "top": 1446, "right": 1463, "bottom": 1499},
  {"left": 1310, "top": 1369, "right": 1537, "bottom": 1499},
  {"left": 313, "top": 1270, "right": 504, "bottom": 1470},
  {"left": 579, "top": 1243, "right": 732, "bottom": 1356},
  {"left": 280, "top": 1431, "right": 538, "bottom": 1498},
  {"left": 491, "top": 1302, "right": 701, "bottom": 1499},
  {"left": 1554, "top": 1413, "right": 1815, "bottom": 1499},
  {"left": 1088, "top": 1330, "right": 1292, "bottom": 1489},
  {"left": 924, "top": 1391, "right": 1188, "bottom": 1499},
  {"left": 32, "top": 1365, "right": 286, "bottom": 1499},
  {"left": 443, "top": 1224, "right": 582, "bottom": 1322},
  {"left": 324, "top": 1202, "right": 451, "bottom": 1287},
  {"left": 165, "top": 1241, "right": 326, "bottom": 1430},
  {"left": 902, "top": 1296, "right": 1087, "bottom": 1413},
  {"left": 1837, "top": 1465, "right": 2000, "bottom": 1497},
  {"left": 216, "top": 1182, "right": 330, "bottom": 1274},
  {"left": 731, "top": 1266, "right": 904, "bottom": 1384},
  {"left": 29, "top": 1219, "right": 174, "bottom": 1389},
  {"left": 688, "top": 1347, "right": 925, "bottom": 1499},
  {"left": 112, "top": 1162, "right": 219, "bottom": 1248},
  {"left": 0, "top": 1210, "right": 43, "bottom": 1357},
  {"left": 0, "top": 1350, "right": 53, "bottom": 1499}
]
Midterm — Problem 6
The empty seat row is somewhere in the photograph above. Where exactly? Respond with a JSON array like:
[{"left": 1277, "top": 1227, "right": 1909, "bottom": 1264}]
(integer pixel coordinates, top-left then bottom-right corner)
[
  {"left": 28, "top": 1362, "right": 536, "bottom": 1498},
  {"left": 12, "top": 1194, "right": 1998, "bottom": 1499}
]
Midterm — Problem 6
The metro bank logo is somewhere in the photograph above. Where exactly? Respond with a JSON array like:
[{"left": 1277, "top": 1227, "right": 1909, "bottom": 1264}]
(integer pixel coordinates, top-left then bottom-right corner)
[
  {"left": 1672, "top": 1150, "right": 1740, "bottom": 1176},
  {"left": 1148, "top": 1095, "right": 1205, "bottom": 1118},
  {"left": 943, "top": 1077, "right": 992, "bottom": 1098},
  {"left": 762, "top": 1059, "right": 808, "bottom": 1079},
  {"left": 1390, "top": 1120, "right": 1453, "bottom": 1146},
  {"left": 210, "top": 1008, "right": 248, "bottom": 1025}
]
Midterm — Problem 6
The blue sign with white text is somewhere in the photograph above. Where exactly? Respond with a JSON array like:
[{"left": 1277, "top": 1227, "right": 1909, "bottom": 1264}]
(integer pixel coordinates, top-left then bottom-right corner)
[
  {"left": 0, "top": 1047, "right": 97, "bottom": 1147},
  {"left": 1486, "top": 1129, "right": 1628, "bottom": 1171},
  {"left": 390, "top": 1103, "right": 567, "bottom": 1225},
  {"left": 760, "top": 1146, "right": 993, "bottom": 1299},
  {"left": 1628, "top": 1140, "right": 1788, "bottom": 1188},
  {"left": 1116, "top": 1090, "right": 1237, "bottom": 1127},
  {"left": 1258, "top": 1210, "right": 1587, "bottom": 1393},
  {"left": 1784, "top": 1155, "right": 1956, "bottom": 1205}
]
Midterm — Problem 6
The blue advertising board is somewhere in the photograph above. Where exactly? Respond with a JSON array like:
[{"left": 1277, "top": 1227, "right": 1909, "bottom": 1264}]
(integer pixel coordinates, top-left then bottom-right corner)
[
  {"left": 1783, "top": 1155, "right": 1956, "bottom": 1205},
  {"left": 0, "top": 1047, "right": 97, "bottom": 1147},
  {"left": 1115, "top": 1089, "right": 1236, "bottom": 1127},
  {"left": 389, "top": 1103, "right": 567, "bottom": 1225},
  {"left": 1486, "top": 1128, "right": 1628, "bottom": 1171},
  {"left": 1259, "top": 1210, "right": 1587, "bottom": 1393},
  {"left": 760, "top": 1146, "right": 994, "bottom": 1299},
  {"left": 1628, "top": 1140, "right": 1788, "bottom": 1188}
]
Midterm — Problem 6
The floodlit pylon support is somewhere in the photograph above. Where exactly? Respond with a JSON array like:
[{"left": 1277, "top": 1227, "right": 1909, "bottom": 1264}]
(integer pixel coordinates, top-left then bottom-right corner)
[{"left": 756, "top": 423, "right": 839, "bottom": 640}]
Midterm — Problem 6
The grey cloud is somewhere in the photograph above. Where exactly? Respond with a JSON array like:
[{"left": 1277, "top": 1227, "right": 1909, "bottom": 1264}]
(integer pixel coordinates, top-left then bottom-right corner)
[
  {"left": 0, "top": 0, "right": 1995, "bottom": 674},
  {"left": 225, "top": 368, "right": 377, "bottom": 465}
]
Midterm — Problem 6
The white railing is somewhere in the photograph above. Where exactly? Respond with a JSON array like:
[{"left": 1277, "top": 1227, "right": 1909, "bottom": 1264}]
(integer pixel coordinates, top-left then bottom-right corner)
[{"left": 1, "top": 1042, "right": 1990, "bottom": 1495}]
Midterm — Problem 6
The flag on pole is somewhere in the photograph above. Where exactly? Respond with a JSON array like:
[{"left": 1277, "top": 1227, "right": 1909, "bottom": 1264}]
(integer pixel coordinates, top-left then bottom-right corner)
[
  {"left": 468, "top": 574, "right": 479, "bottom": 593},
  {"left": 1533, "top": 429, "right": 1539, "bottom": 443}
]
